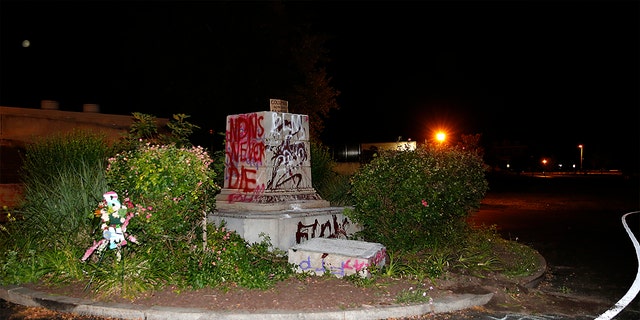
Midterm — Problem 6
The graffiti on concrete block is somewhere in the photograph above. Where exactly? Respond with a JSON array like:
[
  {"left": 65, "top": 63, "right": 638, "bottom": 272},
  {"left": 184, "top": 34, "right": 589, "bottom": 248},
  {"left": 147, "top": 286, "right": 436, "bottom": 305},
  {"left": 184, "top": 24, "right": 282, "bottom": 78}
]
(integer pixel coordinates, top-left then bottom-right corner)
[
  {"left": 222, "top": 112, "right": 314, "bottom": 202},
  {"left": 296, "top": 255, "right": 376, "bottom": 277},
  {"left": 370, "top": 247, "right": 387, "bottom": 266}
]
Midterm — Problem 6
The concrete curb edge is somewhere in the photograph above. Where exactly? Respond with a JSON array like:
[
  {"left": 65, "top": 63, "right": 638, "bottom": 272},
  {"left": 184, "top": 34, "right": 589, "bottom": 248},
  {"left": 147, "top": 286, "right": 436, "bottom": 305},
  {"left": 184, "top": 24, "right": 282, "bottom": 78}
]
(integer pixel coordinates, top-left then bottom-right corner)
[{"left": 0, "top": 285, "right": 493, "bottom": 320}]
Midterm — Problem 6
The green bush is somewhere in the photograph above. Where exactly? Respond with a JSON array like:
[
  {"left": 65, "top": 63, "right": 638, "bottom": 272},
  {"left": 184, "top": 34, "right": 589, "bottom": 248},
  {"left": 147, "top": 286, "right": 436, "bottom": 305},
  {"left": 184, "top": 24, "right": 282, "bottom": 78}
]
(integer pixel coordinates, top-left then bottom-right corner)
[
  {"left": 93, "top": 143, "right": 220, "bottom": 293},
  {"left": 310, "top": 141, "right": 353, "bottom": 206},
  {"left": 183, "top": 226, "right": 293, "bottom": 291},
  {"left": 347, "top": 143, "right": 489, "bottom": 251},
  {"left": 106, "top": 143, "right": 219, "bottom": 239},
  {"left": 121, "top": 112, "right": 200, "bottom": 150}
]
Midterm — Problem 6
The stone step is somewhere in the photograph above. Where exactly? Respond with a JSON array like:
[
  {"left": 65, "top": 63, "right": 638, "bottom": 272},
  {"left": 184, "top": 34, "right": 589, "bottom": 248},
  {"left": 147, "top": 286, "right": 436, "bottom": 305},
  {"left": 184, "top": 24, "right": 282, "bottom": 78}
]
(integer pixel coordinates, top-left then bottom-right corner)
[{"left": 288, "top": 238, "right": 386, "bottom": 278}]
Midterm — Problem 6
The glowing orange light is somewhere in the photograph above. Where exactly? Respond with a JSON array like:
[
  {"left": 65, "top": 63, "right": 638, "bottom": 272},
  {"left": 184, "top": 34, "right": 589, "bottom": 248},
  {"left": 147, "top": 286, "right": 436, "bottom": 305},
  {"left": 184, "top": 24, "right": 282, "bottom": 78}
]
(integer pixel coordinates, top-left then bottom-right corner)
[{"left": 436, "top": 131, "right": 446, "bottom": 143}]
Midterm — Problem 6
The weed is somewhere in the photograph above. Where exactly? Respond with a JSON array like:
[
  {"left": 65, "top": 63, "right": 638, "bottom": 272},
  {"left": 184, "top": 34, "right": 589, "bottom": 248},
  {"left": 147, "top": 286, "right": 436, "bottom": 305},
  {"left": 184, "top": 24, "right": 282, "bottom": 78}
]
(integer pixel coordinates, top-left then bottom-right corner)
[{"left": 395, "top": 284, "right": 434, "bottom": 304}]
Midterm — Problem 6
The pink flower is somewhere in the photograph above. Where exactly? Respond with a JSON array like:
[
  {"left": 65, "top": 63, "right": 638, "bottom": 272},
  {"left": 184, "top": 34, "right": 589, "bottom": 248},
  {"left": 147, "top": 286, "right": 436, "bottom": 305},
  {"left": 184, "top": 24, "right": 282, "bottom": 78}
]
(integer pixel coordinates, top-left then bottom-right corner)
[
  {"left": 421, "top": 199, "right": 429, "bottom": 207},
  {"left": 128, "top": 235, "right": 138, "bottom": 243}
]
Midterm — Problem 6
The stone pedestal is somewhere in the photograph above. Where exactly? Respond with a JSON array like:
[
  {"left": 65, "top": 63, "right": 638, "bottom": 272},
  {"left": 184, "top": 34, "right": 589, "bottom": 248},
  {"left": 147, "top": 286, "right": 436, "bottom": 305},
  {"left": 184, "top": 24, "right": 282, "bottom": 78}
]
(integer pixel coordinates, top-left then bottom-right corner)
[
  {"left": 211, "top": 111, "right": 357, "bottom": 251},
  {"left": 208, "top": 207, "right": 361, "bottom": 251}
]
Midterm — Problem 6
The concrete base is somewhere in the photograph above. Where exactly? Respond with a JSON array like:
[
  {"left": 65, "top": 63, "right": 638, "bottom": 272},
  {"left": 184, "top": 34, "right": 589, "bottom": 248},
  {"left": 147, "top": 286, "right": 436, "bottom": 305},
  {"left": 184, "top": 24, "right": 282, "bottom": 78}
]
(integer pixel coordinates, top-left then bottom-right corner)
[
  {"left": 215, "top": 189, "right": 330, "bottom": 212},
  {"left": 288, "top": 238, "right": 386, "bottom": 278},
  {"left": 207, "top": 207, "right": 361, "bottom": 252}
]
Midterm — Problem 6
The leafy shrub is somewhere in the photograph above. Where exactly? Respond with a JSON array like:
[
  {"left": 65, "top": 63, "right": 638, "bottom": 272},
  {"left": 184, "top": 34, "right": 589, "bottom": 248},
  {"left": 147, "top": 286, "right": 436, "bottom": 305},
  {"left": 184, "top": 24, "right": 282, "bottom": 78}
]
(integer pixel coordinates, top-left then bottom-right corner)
[
  {"left": 82, "top": 143, "right": 219, "bottom": 293},
  {"left": 310, "top": 141, "right": 353, "bottom": 206},
  {"left": 183, "top": 226, "right": 293, "bottom": 290},
  {"left": 106, "top": 143, "right": 219, "bottom": 241},
  {"left": 122, "top": 112, "right": 200, "bottom": 150},
  {"left": 347, "top": 143, "right": 489, "bottom": 251}
]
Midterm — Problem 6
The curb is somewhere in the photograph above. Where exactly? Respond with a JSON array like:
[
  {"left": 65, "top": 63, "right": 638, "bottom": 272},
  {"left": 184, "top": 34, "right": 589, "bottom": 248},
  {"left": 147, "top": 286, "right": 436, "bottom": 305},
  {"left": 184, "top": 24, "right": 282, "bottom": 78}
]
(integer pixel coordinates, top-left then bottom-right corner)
[
  {"left": 0, "top": 285, "right": 493, "bottom": 320},
  {"left": 519, "top": 250, "right": 548, "bottom": 289}
]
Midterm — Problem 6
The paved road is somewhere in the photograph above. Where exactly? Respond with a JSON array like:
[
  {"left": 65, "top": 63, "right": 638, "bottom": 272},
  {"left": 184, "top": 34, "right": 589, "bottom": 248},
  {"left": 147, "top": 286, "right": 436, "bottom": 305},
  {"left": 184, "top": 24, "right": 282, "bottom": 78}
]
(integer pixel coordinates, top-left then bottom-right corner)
[{"left": 467, "top": 173, "right": 640, "bottom": 320}]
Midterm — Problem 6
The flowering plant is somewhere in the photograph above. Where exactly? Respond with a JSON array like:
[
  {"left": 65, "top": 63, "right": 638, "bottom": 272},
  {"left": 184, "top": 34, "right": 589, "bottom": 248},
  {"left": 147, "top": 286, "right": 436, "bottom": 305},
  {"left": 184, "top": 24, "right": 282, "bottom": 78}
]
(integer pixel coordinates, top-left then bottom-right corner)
[
  {"left": 105, "top": 143, "right": 218, "bottom": 242},
  {"left": 347, "top": 143, "right": 489, "bottom": 251},
  {"left": 81, "top": 191, "right": 145, "bottom": 262}
]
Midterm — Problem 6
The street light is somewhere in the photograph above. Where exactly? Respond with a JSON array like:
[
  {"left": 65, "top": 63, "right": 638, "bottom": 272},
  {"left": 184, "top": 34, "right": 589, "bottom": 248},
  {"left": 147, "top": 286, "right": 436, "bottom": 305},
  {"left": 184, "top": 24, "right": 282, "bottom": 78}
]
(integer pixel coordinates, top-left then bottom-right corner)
[
  {"left": 436, "top": 131, "right": 446, "bottom": 144},
  {"left": 578, "top": 144, "right": 583, "bottom": 172}
]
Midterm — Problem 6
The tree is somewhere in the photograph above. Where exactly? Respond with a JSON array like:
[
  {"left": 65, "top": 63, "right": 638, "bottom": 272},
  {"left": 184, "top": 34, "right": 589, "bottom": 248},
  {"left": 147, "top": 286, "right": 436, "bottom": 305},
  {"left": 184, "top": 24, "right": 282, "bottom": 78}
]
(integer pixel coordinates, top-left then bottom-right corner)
[{"left": 286, "top": 32, "right": 341, "bottom": 141}]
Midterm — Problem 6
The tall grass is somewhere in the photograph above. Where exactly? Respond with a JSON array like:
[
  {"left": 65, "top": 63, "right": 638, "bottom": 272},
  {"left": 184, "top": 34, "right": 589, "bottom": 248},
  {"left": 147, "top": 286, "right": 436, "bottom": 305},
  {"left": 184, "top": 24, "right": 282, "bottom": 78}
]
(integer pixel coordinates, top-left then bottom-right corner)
[
  {"left": 0, "top": 130, "right": 115, "bottom": 284},
  {"left": 19, "top": 130, "right": 114, "bottom": 249}
]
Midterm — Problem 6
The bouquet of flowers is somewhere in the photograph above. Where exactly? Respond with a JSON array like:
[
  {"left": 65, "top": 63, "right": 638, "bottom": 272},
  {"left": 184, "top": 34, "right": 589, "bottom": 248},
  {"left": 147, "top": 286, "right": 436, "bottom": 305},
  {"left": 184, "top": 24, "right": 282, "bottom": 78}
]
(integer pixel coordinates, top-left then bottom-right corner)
[{"left": 81, "top": 191, "right": 139, "bottom": 262}]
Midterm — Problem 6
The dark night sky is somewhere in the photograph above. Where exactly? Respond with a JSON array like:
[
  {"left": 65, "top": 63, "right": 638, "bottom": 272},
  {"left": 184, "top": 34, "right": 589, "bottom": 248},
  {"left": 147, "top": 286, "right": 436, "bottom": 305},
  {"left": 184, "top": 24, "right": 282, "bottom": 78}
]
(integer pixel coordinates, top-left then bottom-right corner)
[{"left": 1, "top": 1, "right": 638, "bottom": 171}]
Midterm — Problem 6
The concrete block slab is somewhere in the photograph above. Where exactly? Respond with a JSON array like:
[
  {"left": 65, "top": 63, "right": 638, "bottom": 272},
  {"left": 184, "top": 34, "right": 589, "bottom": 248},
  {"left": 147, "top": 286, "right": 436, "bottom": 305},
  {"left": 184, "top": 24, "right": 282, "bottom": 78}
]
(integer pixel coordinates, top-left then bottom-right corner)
[{"left": 288, "top": 238, "right": 386, "bottom": 278}]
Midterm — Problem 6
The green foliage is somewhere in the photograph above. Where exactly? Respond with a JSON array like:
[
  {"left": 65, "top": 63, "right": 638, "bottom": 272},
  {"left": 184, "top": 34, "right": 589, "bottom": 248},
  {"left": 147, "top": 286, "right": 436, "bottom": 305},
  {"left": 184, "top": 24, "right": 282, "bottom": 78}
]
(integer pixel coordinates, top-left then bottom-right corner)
[
  {"left": 124, "top": 112, "right": 201, "bottom": 150},
  {"left": 491, "top": 236, "right": 540, "bottom": 277},
  {"left": 0, "top": 206, "right": 18, "bottom": 235},
  {"left": 395, "top": 285, "right": 433, "bottom": 304},
  {"left": 381, "top": 249, "right": 449, "bottom": 281},
  {"left": 310, "top": 141, "right": 353, "bottom": 206},
  {"left": 165, "top": 114, "right": 201, "bottom": 147},
  {"left": 40, "top": 247, "right": 87, "bottom": 284},
  {"left": 0, "top": 248, "right": 48, "bottom": 285},
  {"left": 128, "top": 112, "right": 159, "bottom": 141},
  {"left": 347, "top": 143, "right": 489, "bottom": 251},
  {"left": 97, "top": 142, "right": 221, "bottom": 297},
  {"left": 210, "top": 132, "right": 227, "bottom": 188},
  {"left": 84, "top": 250, "right": 168, "bottom": 300},
  {"left": 182, "top": 226, "right": 293, "bottom": 291},
  {"left": 0, "top": 130, "right": 114, "bottom": 286},
  {"left": 18, "top": 130, "right": 114, "bottom": 250},
  {"left": 343, "top": 273, "right": 376, "bottom": 288},
  {"left": 450, "top": 226, "right": 502, "bottom": 276},
  {"left": 106, "top": 143, "right": 218, "bottom": 237}
]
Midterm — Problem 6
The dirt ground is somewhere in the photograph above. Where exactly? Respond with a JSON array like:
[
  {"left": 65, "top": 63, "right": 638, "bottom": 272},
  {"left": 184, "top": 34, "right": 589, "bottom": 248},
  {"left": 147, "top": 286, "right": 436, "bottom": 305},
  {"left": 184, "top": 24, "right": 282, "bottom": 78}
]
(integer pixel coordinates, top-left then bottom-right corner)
[
  {"left": 2, "top": 262, "right": 613, "bottom": 320},
  {"left": 1, "top": 174, "right": 637, "bottom": 319},
  {"left": 1, "top": 227, "right": 614, "bottom": 320}
]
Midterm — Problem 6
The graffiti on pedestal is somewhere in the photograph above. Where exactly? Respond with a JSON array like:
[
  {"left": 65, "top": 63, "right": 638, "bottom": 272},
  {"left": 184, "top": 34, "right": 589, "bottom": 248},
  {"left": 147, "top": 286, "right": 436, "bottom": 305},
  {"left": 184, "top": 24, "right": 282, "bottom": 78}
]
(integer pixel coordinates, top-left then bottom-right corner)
[
  {"left": 223, "top": 112, "right": 312, "bottom": 203},
  {"left": 224, "top": 113, "right": 265, "bottom": 192},
  {"left": 295, "top": 214, "right": 350, "bottom": 244}
]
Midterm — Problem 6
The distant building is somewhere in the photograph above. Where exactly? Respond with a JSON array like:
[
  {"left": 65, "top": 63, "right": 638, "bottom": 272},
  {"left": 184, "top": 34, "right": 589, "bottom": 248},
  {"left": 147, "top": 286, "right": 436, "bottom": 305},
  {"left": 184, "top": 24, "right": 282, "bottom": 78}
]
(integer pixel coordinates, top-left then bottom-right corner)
[
  {"left": 0, "top": 102, "right": 168, "bottom": 207},
  {"left": 330, "top": 140, "right": 417, "bottom": 163}
]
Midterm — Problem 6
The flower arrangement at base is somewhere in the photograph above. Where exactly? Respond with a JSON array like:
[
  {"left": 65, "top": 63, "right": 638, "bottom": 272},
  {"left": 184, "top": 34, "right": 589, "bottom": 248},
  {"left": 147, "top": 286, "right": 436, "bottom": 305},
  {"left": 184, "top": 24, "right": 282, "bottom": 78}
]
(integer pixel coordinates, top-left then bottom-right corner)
[{"left": 81, "top": 191, "right": 140, "bottom": 262}]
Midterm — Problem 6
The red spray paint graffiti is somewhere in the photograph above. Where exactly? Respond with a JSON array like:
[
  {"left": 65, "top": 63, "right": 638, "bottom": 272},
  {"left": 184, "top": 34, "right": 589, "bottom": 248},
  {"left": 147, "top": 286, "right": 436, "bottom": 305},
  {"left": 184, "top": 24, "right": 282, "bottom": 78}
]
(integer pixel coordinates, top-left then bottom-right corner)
[{"left": 224, "top": 113, "right": 265, "bottom": 191}]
